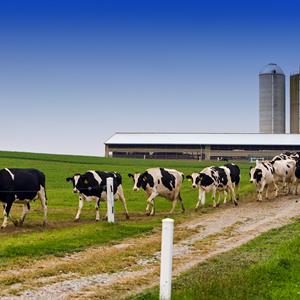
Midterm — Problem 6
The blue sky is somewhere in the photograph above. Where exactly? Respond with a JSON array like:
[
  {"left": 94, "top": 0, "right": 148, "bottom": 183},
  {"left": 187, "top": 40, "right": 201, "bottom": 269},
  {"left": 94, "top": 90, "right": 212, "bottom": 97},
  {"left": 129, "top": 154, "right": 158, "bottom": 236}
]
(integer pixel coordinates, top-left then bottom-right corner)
[{"left": 0, "top": 0, "right": 299, "bottom": 156}]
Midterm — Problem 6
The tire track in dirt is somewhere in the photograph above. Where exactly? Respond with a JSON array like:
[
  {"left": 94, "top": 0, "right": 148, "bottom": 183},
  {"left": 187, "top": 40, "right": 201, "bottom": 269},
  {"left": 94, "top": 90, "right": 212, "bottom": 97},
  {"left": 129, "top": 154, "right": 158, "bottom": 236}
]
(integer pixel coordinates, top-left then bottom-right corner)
[{"left": 2, "top": 195, "right": 300, "bottom": 300}]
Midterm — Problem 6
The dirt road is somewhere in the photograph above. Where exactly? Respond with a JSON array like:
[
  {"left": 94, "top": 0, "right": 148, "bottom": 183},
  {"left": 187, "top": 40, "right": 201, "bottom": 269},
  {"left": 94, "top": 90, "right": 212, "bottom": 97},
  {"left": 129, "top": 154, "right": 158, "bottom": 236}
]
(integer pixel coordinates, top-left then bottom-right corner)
[{"left": 1, "top": 195, "right": 300, "bottom": 300}]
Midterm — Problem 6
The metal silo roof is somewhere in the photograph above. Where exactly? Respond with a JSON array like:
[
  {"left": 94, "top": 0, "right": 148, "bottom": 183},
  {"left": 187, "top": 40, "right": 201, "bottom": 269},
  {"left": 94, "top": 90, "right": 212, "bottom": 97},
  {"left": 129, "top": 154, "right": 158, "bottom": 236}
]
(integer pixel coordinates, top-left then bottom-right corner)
[{"left": 259, "top": 63, "right": 285, "bottom": 75}]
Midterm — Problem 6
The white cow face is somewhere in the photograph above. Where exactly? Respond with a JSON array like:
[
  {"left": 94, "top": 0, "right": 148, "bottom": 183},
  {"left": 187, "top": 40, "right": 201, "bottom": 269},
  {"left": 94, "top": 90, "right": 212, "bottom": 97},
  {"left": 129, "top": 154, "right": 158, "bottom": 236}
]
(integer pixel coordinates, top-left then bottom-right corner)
[
  {"left": 128, "top": 173, "right": 142, "bottom": 191},
  {"left": 66, "top": 174, "right": 81, "bottom": 193},
  {"left": 186, "top": 173, "right": 200, "bottom": 188},
  {"left": 249, "top": 167, "right": 262, "bottom": 184}
]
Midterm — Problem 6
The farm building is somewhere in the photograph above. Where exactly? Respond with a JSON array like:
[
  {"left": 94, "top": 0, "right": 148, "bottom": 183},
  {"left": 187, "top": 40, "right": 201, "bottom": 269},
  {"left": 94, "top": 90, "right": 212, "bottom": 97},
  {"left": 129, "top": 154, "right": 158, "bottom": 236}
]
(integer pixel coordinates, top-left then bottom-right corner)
[{"left": 104, "top": 132, "right": 300, "bottom": 160}]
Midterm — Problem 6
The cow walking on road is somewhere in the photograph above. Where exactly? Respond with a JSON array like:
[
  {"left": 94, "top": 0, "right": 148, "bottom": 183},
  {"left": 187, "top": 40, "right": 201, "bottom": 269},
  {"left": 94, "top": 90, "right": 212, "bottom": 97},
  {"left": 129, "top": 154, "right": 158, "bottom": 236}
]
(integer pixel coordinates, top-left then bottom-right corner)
[
  {"left": 249, "top": 161, "right": 279, "bottom": 201},
  {"left": 187, "top": 165, "right": 237, "bottom": 210},
  {"left": 128, "top": 168, "right": 185, "bottom": 216}
]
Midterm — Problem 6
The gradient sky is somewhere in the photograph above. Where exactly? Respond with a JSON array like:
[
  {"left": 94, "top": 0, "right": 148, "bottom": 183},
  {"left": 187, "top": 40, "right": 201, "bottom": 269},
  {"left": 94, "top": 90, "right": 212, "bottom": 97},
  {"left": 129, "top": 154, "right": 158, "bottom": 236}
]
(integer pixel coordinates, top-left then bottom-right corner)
[{"left": 0, "top": 0, "right": 299, "bottom": 156}]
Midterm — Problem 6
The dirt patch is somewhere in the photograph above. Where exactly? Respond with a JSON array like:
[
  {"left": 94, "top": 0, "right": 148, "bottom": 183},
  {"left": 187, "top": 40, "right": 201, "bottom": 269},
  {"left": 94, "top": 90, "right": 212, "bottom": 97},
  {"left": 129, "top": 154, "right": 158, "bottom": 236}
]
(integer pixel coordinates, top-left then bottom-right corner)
[{"left": 1, "top": 195, "right": 300, "bottom": 299}]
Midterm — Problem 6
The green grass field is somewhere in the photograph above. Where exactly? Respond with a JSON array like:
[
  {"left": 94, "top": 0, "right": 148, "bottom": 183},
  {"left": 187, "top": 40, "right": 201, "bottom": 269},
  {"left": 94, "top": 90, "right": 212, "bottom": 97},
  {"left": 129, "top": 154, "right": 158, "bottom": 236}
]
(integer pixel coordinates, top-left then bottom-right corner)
[{"left": 0, "top": 150, "right": 254, "bottom": 266}]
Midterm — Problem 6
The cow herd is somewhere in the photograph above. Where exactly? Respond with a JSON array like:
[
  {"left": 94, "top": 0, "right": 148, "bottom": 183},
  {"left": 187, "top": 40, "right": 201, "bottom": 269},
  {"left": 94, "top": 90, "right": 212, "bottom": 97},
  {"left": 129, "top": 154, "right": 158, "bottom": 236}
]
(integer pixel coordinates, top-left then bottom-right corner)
[{"left": 0, "top": 151, "right": 299, "bottom": 229}]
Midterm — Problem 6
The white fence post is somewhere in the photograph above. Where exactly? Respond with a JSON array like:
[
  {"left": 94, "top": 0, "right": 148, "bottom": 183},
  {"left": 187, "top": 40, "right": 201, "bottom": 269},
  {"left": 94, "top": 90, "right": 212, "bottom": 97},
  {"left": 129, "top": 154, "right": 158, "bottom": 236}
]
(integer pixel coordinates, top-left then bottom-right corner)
[
  {"left": 159, "top": 218, "right": 174, "bottom": 300},
  {"left": 106, "top": 177, "right": 115, "bottom": 223}
]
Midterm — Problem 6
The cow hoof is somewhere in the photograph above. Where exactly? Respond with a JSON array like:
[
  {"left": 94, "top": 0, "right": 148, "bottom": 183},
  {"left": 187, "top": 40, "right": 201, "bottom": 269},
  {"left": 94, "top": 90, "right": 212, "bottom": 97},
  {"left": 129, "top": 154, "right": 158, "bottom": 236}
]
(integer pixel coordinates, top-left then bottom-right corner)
[
  {"left": 216, "top": 203, "right": 220, "bottom": 208},
  {"left": 0, "top": 226, "right": 5, "bottom": 229},
  {"left": 43, "top": 221, "right": 47, "bottom": 226},
  {"left": 146, "top": 212, "right": 150, "bottom": 216},
  {"left": 234, "top": 201, "right": 238, "bottom": 206},
  {"left": 95, "top": 219, "right": 100, "bottom": 222},
  {"left": 13, "top": 221, "right": 19, "bottom": 227},
  {"left": 125, "top": 215, "right": 130, "bottom": 220},
  {"left": 74, "top": 218, "right": 80, "bottom": 222}
]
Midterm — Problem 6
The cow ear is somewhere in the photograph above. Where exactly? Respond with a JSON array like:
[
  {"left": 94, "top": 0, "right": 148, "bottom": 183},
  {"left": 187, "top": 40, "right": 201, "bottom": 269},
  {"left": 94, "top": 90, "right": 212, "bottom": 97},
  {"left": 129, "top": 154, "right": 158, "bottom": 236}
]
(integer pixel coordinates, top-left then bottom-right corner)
[
  {"left": 128, "top": 173, "right": 134, "bottom": 178},
  {"left": 66, "top": 177, "right": 72, "bottom": 182},
  {"left": 186, "top": 175, "right": 192, "bottom": 180}
]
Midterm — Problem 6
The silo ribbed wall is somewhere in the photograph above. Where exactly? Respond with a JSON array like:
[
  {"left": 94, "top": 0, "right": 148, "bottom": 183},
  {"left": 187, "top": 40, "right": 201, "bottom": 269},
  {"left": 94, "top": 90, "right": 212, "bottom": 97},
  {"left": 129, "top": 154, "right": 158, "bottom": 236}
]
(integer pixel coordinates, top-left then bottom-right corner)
[
  {"left": 259, "top": 73, "right": 285, "bottom": 133},
  {"left": 290, "top": 74, "right": 300, "bottom": 133}
]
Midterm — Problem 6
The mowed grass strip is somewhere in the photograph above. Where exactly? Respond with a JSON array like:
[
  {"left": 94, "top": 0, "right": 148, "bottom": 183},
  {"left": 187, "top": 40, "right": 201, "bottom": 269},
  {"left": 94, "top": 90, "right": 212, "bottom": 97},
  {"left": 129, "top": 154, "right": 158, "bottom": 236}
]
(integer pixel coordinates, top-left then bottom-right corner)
[
  {"left": 0, "top": 151, "right": 255, "bottom": 264},
  {"left": 132, "top": 220, "right": 300, "bottom": 300},
  {"left": 0, "top": 223, "right": 153, "bottom": 267}
]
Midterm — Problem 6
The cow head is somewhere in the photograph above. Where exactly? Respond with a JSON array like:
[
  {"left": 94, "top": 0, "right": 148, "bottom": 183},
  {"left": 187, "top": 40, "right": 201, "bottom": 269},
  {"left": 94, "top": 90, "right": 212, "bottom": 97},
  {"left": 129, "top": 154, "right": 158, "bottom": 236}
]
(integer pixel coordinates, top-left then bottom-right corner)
[
  {"left": 249, "top": 167, "right": 262, "bottom": 183},
  {"left": 186, "top": 173, "right": 201, "bottom": 188},
  {"left": 66, "top": 174, "right": 82, "bottom": 193},
  {"left": 128, "top": 172, "right": 149, "bottom": 191},
  {"left": 66, "top": 173, "right": 94, "bottom": 193}
]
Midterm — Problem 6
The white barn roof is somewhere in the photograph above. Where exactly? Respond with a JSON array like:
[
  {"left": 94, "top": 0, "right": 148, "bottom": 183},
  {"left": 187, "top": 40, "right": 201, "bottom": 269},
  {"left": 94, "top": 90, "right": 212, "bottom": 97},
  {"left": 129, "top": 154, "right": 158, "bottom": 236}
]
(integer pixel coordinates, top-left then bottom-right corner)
[{"left": 105, "top": 133, "right": 300, "bottom": 146}]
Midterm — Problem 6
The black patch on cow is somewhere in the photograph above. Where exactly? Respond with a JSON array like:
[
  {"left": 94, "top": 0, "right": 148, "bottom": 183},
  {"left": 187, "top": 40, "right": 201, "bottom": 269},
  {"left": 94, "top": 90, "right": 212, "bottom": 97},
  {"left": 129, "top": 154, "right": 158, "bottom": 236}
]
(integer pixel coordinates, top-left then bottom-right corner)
[
  {"left": 198, "top": 173, "right": 214, "bottom": 187},
  {"left": 211, "top": 170, "right": 218, "bottom": 182},
  {"left": 262, "top": 162, "right": 269, "bottom": 170},
  {"left": 253, "top": 168, "right": 263, "bottom": 183},
  {"left": 158, "top": 179, "right": 160, "bottom": 184},
  {"left": 160, "top": 168, "right": 176, "bottom": 191},
  {"left": 212, "top": 167, "right": 228, "bottom": 187},
  {"left": 224, "top": 163, "right": 240, "bottom": 185},
  {"left": 137, "top": 171, "right": 154, "bottom": 190},
  {"left": 272, "top": 157, "right": 281, "bottom": 162}
]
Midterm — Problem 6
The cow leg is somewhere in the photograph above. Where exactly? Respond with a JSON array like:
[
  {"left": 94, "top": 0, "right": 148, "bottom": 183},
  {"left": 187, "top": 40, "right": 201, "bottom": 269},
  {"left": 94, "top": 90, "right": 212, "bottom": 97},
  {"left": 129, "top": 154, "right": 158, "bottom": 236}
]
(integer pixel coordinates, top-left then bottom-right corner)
[
  {"left": 19, "top": 202, "right": 30, "bottom": 226},
  {"left": 146, "top": 192, "right": 158, "bottom": 216},
  {"left": 228, "top": 184, "right": 238, "bottom": 206},
  {"left": 117, "top": 186, "right": 130, "bottom": 219},
  {"left": 265, "top": 185, "right": 270, "bottom": 199},
  {"left": 1, "top": 202, "right": 13, "bottom": 229},
  {"left": 75, "top": 195, "right": 84, "bottom": 221},
  {"left": 257, "top": 182, "right": 266, "bottom": 201},
  {"left": 169, "top": 199, "right": 177, "bottom": 214},
  {"left": 38, "top": 186, "right": 48, "bottom": 226},
  {"left": 95, "top": 199, "right": 100, "bottom": 221},
  {"left": 273, "top": 181, "right": 279, "bottom": 198},
  {"left": 195, "top": 189, "right": 204, "bottom": 210},
  {"left": 223, "top": 190, "right": 228, "bottom": 204},
  {"left": 215, "top": 191, "right": 221, "bottom": 208},
  {"left": 178, "top": 193, "right": 185, "bottom": 213}
]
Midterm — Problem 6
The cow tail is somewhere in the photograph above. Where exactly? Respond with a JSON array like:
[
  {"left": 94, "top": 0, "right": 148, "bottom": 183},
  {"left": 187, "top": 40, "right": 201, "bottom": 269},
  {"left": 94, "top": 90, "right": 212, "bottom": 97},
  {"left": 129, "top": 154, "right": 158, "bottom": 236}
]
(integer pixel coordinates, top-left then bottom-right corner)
[{"left": 181, "top": 173, "right": 185, "bottom": 182}]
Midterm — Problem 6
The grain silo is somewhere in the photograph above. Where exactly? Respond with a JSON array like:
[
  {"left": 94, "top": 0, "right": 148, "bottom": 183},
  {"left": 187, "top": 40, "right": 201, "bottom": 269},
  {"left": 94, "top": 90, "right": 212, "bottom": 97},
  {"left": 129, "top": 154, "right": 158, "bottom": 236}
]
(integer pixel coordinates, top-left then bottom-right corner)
[
  {"left": 259, "top": 63, "right": 286, "bottom": 133},
  {"left": 290, "top": 72, "right": 300, "bottom": 133}
]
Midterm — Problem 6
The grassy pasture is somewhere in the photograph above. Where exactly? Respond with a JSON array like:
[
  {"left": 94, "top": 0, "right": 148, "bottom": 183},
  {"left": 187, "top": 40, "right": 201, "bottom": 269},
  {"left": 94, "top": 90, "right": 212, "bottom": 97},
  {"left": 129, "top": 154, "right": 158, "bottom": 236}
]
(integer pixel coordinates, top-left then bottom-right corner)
[{"left": 0, "top": 151, "right": 254, "bottom": 266}]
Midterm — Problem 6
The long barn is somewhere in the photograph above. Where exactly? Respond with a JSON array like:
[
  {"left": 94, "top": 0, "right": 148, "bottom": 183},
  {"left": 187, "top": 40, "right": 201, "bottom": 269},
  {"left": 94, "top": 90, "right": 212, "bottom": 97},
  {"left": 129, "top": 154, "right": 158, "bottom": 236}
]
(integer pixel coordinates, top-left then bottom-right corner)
[{"left": 104, "top": 133, "right": 300, "bottom": 161}]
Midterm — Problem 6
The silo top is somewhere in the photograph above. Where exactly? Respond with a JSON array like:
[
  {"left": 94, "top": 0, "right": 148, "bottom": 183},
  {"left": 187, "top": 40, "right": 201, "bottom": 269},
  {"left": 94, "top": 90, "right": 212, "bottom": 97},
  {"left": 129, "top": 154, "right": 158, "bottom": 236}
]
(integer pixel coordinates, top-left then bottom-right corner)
[{"left": 259, "top": 63, "right": 285, "bottom": 75}]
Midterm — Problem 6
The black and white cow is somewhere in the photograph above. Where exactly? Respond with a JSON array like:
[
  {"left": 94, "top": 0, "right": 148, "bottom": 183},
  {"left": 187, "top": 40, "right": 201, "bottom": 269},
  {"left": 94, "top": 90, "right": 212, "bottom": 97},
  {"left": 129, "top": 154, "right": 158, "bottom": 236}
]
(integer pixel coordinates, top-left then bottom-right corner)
[
  {"left": 224, "top": 163, "right": 241, "bottom": 200},
  {"left": 186, "top": 166, "right": 237, "bottom": 209},
  {"left": 0, "top": 168, "right": 47, "bottom": 228},
  {"left": 66, "top": 170, "right": 129, "bottom": 221},
  {"left": 249, "top": 161, "right": 279, "bottom": 201},
  {"left": 128, "top": 168, "right": 185, "bottom": 216}
]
